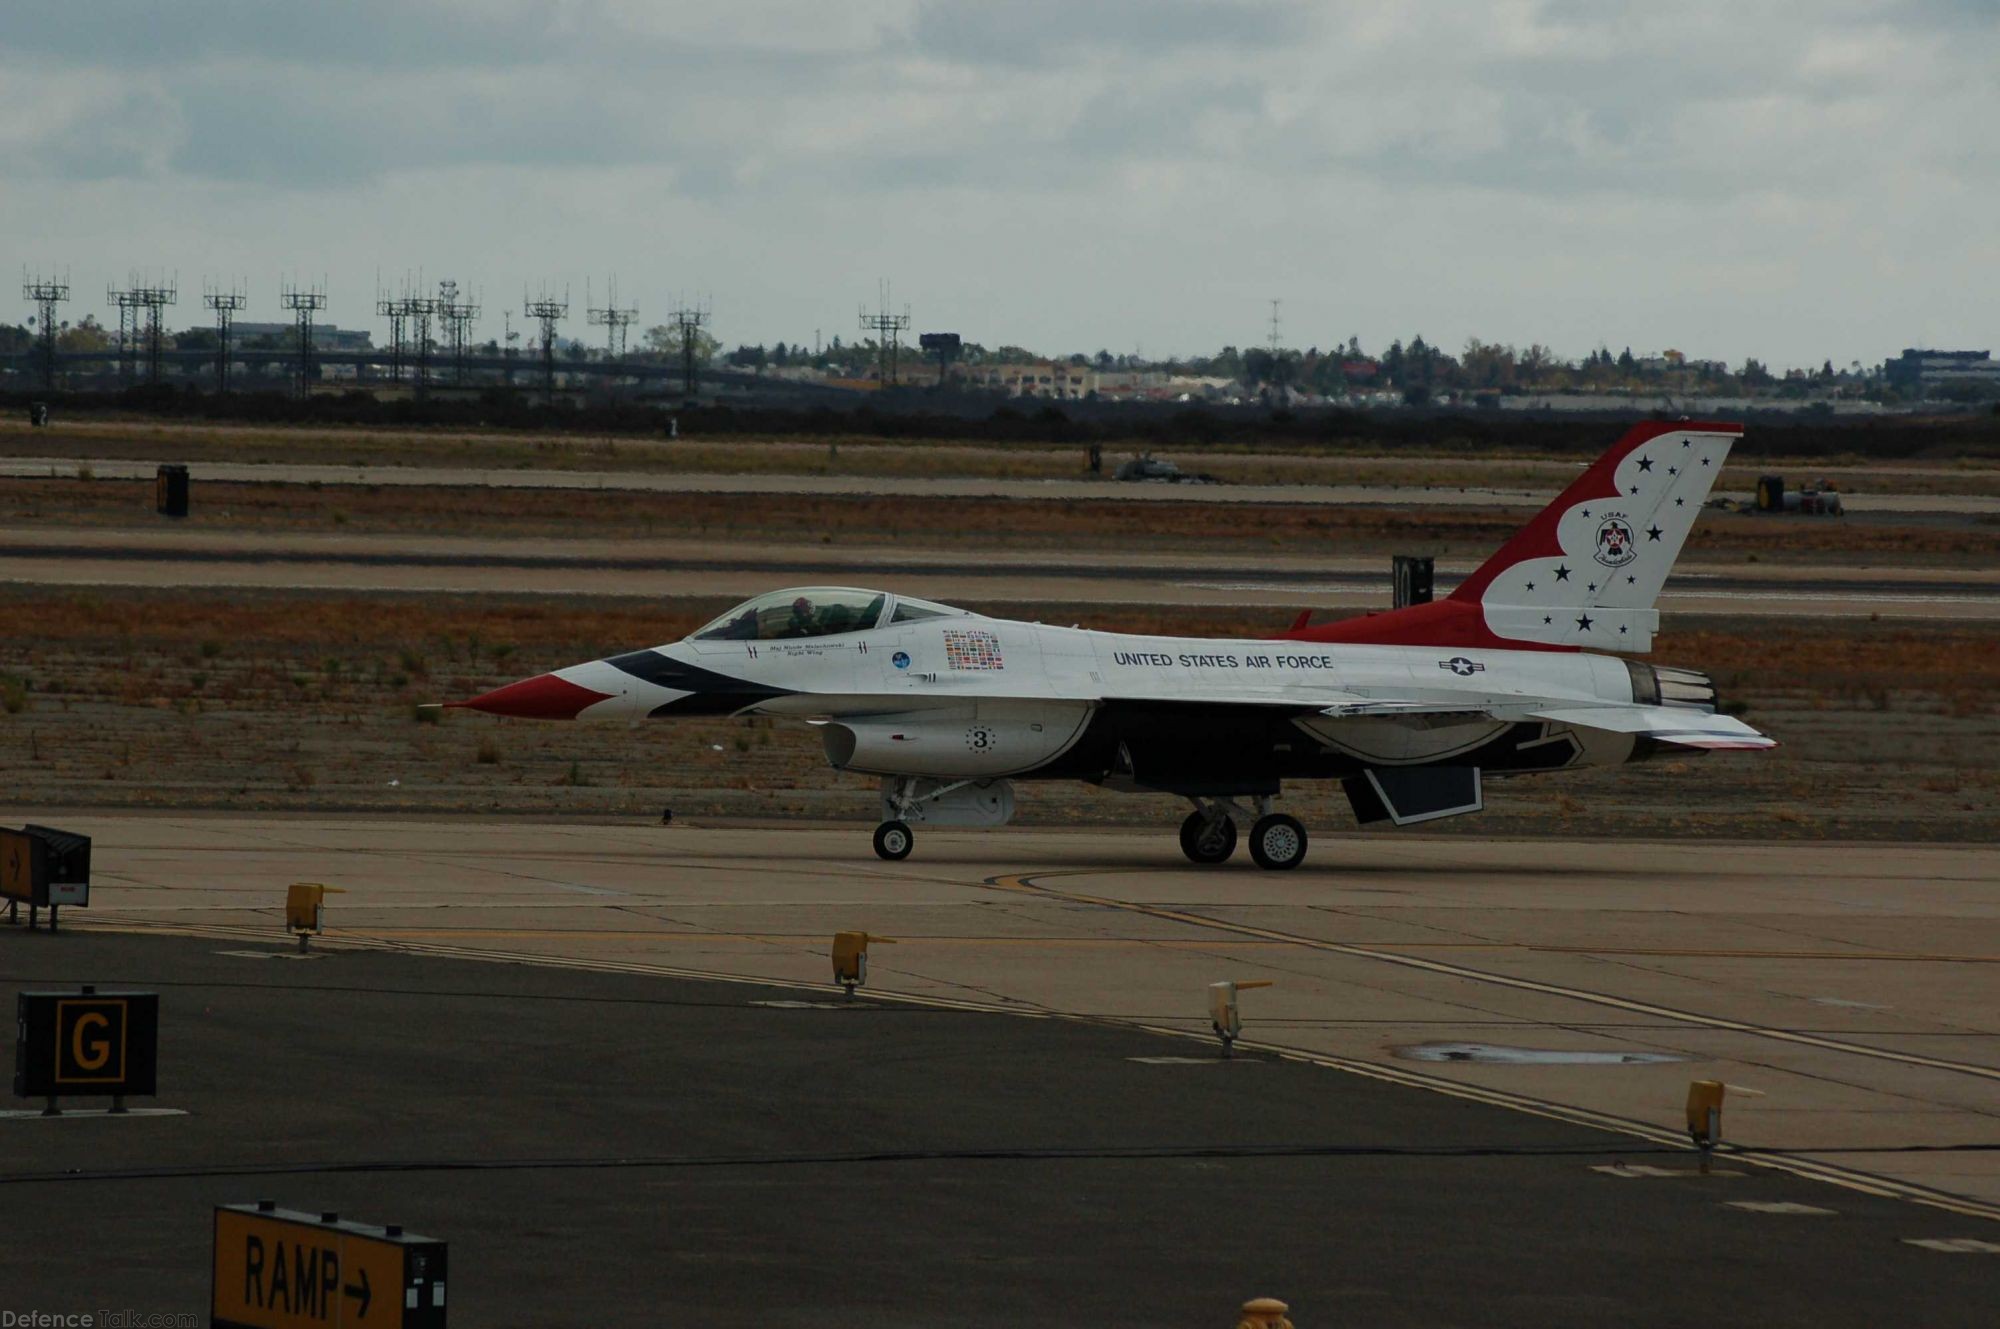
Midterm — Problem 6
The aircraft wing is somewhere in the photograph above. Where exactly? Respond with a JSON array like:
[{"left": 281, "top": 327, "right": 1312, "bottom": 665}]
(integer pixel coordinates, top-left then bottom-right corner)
[
  {"left": 1082, "top": 690, "right": 1775, "bottom": 751},
  {"left": 1309, "top": 698, "right": 1774, "bottom": 750}
]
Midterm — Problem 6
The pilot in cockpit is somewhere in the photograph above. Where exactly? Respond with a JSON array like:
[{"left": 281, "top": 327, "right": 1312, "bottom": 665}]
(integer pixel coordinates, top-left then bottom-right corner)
[{"left": 785, "top": 595, "right": 816, "bottom": 637}]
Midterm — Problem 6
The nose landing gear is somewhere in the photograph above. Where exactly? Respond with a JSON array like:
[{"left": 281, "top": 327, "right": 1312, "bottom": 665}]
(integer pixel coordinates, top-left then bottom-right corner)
[{"left": 872, "top": 819, "right": 914, "bottom": 861}]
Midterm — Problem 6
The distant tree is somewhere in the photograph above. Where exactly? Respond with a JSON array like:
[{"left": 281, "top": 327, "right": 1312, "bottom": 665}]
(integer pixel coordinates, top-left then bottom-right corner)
[
  {"left": 1617, "top": 346, "right": 1636, "bottom": 372},
  {"left": 1382, "top": 339, "right": 1406, "bottom": 386},
  {"left": 1741, "top": 358, "right": 1773, "bottom": 387},
  {"left": 58, "top": 316, "right": 110, "bottom": 352},
  {"left": 0, "top": 323, "right": 31, "bottom": 354},
  {"left": 643, "top": 323, "right": 720, "bottom": 365},
  {"left": 176, "top": 327, "right": 219, "bottom": 351}
]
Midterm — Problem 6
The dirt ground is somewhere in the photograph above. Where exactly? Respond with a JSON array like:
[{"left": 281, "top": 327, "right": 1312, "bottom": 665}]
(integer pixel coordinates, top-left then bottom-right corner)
[
  {"left": 1, "top": 586, "right": 1993, "bottom": 841},
  {"left": 9, "top": 414, "right": 2000, "bottom": 493},
  {"left": 5, "top": 475, "right": 1995, "bottom": 565}
]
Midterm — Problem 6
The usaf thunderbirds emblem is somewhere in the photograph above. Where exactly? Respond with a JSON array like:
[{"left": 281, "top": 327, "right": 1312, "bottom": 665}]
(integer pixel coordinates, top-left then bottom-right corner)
[
  {"left": 892, "top": 651, "right": 911, "bottom": 670},
  {"left": 1594, "top": 514, "right": 1638, "bottom": 567}
]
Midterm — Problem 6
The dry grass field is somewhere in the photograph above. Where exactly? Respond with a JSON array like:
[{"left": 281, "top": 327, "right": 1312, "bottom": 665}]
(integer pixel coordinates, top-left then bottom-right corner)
[{"left": 2, "top": 586, "right": 1994, "bottom": 841}]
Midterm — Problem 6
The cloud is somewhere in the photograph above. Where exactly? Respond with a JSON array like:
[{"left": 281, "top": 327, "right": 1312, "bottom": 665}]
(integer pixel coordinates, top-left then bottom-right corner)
[{"left": 2, "top": 1, "right": 1997, "bottom": 364}]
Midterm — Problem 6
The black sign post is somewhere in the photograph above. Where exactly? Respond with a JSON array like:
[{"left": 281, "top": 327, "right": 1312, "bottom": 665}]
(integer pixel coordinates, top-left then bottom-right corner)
[
  {"left": 0, "top": 824, "right": 91, "bottom": 931},
  {"left": 15, "top": 986, "right": 159, "bottom": 1115}
]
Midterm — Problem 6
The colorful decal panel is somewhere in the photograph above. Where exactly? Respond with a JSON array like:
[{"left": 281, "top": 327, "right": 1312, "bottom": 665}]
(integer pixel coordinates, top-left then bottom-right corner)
[{"left": 944, "top": 628, "right": 1005, "bottom": 671}]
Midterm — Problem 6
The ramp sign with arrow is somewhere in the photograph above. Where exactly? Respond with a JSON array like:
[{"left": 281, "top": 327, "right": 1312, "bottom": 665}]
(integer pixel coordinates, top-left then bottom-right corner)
[{"left": 213, "top": 1202, "right": 446, "bottom": 1328}]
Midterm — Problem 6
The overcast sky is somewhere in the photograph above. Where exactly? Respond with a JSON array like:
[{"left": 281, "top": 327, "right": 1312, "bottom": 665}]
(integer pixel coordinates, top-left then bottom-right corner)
[{"left": 5, "top": 1, "right": 1996, "bottom": 368}]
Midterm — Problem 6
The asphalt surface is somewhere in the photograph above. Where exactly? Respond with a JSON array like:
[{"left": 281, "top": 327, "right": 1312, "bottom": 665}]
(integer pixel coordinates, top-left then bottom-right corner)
[{"left": 2, "top": 931, "right": 1994, "bottom": 1326}]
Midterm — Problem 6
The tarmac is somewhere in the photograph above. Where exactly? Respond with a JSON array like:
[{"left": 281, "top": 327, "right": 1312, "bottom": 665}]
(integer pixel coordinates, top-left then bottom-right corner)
[
  {"left": 16, "top": 817, "right": 1998, "bottom": 1209},
  {"left": 3, "top": 918, "right": 1997, "bottom": 1325}
]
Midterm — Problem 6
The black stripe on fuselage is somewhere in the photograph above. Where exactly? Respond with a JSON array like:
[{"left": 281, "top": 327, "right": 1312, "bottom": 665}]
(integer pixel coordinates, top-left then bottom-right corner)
[{"left": 603, "top": 650, "right": 796, "bottom": 717}]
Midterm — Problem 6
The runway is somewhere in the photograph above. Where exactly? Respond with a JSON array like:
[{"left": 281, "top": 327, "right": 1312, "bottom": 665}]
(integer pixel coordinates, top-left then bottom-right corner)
[
  {"left": 40, "top": 815, "right": 2000, "bottom": 1216},
  {"left": 7, "top": 454, "right": 1998, "bottom": 514}
]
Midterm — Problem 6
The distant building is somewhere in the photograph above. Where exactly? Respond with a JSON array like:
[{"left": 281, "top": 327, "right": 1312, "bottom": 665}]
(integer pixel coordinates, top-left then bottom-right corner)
[
  {"left": 1885, "top": 349, "right": 2000, "bottom": 394},
  {"left": 233, "top": 322, "right": 374, "bottom": 351},
  {"left": 965, "top": 360, "right": 1096, "bottom": 399}
]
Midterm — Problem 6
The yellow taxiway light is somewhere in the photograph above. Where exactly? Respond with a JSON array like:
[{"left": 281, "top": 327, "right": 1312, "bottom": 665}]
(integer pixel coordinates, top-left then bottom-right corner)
[
  {"left": 832, "top": 930, "right": 897, "bottom": 997},
  {"left": 285, "top": 882, "right": 346, "bottom": 953},
  {"left": 1237, "top": 1296, "right": 1295, "bottom": 1329},
  {"left": 1208, "top": 980, "right": 1274, "bottom": 1058},
  {"left": 1687, "top": 1079, "right": 1726, "bottom": 1171}
]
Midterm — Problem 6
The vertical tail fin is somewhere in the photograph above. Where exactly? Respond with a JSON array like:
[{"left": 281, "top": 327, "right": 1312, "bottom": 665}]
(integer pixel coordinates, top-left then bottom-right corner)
[
  {"left": 1287, "top": 420, "right": 1740, "bottom": 653},
  {"left": 1450, "top": 420, "right": 1740, "bottom": 651}
]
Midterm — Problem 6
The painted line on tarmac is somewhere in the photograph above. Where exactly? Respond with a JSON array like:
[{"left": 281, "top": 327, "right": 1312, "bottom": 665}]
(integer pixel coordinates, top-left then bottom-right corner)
[
  {"left": 984, "top": 870, "right": 2000, "bottom": 1087},
  {"left": 74, "top": 912, "right": 2000, "bottom": 1225}
]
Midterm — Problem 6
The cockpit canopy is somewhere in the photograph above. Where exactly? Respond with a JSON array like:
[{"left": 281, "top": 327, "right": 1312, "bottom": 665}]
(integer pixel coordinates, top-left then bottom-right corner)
[{"left": 688, "top": 588, "right": 967, "bottom": 642}]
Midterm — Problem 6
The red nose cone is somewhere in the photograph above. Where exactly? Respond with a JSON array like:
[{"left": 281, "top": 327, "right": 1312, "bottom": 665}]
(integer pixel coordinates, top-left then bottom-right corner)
[{"left": 446, "top": 673, "right": 613, "bottom": 719}]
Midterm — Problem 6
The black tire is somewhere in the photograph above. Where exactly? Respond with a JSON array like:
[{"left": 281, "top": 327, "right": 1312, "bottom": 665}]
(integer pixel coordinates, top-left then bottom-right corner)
[
  {"left": 873, "top": 820, "right": 914, "bottom": 861},
  {"left": 1178, "top": 810, "right": 1237, "bottom": 864},
  {"left": 1248, "top": 813, "right": 1308, "bottom": 871}
]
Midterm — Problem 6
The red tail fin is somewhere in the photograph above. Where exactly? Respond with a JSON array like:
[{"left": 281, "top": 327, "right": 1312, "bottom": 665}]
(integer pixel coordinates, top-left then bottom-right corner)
[{"left": 1286, "top": 420, "right": 1742, "bottom": 652}]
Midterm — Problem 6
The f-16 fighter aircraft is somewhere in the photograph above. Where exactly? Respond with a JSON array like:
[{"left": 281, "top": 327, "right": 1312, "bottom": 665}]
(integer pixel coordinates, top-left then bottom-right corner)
[{"left": 451, "top": 420, "right": 1771, "bottom": 868}]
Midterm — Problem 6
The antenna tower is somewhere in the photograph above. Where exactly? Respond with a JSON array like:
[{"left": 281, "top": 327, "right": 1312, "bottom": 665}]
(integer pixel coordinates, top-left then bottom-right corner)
[
  {"left": 523, "top": 287, "right": 569, "bottom": 403},
  {"left": 436, "top": 280, "right": 480, "bottom": 384},
  {"left": 280, "top": 279, "right": 327, "bottom": 396},
  {"left": 1267, "top": 299, "right": 1283, "bottom": 357},
  {"left": 21, "top": 270, "right": 70, "bottom": 390},
  {"left": 109, "top": 275, "right": 178, "bottom": 383},
  {"left": 109, "top": 286, "right": 145, "bottom": 380},
  {"left": 667, "top": 296, "right": 710, "bottom": 400},
  {"left": 587, "top": 278, "right": 639, "bottom": 363},
  {"left": 858, "top": 281, "right": 911, "bottom": 386},
  {"left": 203, "top": 281, "right": 247, "bottom": 393},
  {"left": 375, "top": 284, "right": 406, "bottom": 383},
  {"left": 378, "top": 277, "right": 435, "bottom": 391}
]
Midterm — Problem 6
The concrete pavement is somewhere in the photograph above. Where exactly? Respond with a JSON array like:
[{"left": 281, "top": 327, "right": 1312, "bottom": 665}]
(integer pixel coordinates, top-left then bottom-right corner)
[{"left": 27, "top": 815, "right": 1999, "bottom": 1215}]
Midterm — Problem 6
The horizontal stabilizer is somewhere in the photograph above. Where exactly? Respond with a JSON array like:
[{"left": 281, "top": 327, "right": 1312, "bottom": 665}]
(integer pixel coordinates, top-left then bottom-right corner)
[{"left": 1522, "top": 704, "right": 1775, "bottom": 750}]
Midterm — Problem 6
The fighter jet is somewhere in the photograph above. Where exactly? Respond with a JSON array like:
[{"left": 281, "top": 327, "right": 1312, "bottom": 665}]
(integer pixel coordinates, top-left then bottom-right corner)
[{"left": 451, "top": 420, "right": 1771, "bottom": 868}]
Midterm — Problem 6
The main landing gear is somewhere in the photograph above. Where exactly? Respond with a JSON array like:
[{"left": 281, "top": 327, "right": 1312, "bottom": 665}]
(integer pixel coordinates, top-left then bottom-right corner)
[{"left": 1179, "top": 797, "right": 1309, "bottom": 871}]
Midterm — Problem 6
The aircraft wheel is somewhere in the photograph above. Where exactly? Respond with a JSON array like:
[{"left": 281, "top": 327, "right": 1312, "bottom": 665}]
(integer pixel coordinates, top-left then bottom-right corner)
[
  {"left": 1178, "top": 811, "right": 1237, "bottom": 864},
  {"left": 873, "top": 819, "right": 914, "bottom": 861},
  {"left": 1248, "top": 814, "right": 1308, "bottom": 871}
]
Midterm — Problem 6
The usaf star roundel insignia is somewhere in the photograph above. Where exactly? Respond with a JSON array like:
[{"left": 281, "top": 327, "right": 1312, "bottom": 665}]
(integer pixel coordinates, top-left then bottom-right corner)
[
  {"left": 1438, "top": 656, "right": 1486, "bottom": 677},
  {"left": 1593, "top": 514, "right": 1638, "bottom": 568},
  {"left": 892, "top": 651, "right": 911, "bottom": 670}
]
